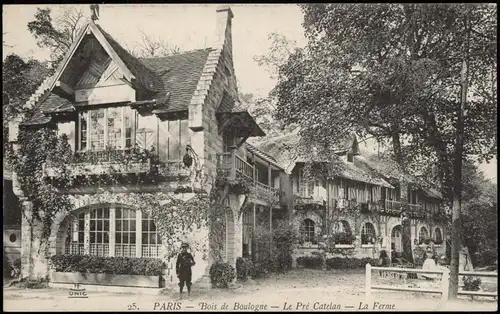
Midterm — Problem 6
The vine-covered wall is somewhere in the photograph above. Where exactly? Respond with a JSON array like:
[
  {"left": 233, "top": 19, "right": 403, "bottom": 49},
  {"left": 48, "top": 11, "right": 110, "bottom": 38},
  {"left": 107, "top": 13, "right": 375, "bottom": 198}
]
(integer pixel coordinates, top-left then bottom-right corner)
[{"left": 6, "top": 122, "right": 231, "bottom": 280}]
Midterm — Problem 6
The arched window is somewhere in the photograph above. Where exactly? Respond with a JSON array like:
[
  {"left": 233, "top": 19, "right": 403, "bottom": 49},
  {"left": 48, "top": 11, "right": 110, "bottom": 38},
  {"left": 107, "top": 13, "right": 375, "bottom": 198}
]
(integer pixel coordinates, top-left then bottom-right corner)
[
  {"left": 301, "top": 219, "right": 315, "bottom": 243},
  {"left": 419, "top": 226, "right": 429, "bottom": 244},
  {"left": 434, "top": 228, "right": 443, "bottom": 244},
  {"left": 361, "top": 222, "right": 376, "bottom": 244},
  {"left": 64, "top": 205, "right": 161, "bottom": 258},
  {"left": 332, "top": 220, "right": 352, "bottom": 234},
  {"left": 332, "top": 220, "right": 353, "bottom": 244}
]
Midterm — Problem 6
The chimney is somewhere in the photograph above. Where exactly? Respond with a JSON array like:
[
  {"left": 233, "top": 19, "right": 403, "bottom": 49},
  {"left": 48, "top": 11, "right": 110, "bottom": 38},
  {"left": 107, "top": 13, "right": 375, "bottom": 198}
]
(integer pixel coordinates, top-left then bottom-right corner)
[{"left": 213, "top": 5, "right": 234, "bottom": 53}]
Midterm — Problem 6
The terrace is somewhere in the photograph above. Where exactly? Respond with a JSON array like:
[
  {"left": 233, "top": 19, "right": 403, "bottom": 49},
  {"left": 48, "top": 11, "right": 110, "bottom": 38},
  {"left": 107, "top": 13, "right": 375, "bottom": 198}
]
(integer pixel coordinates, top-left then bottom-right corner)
[{"left": 216, "top": 150, "right": 283, "bottom": 204}]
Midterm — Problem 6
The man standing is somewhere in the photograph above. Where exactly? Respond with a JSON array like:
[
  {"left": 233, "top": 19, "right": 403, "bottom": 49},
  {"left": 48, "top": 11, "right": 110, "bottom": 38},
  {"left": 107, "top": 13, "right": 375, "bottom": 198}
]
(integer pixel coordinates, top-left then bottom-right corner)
[{"left": 176, "top": 242, "right": 195, "bottom": 299}]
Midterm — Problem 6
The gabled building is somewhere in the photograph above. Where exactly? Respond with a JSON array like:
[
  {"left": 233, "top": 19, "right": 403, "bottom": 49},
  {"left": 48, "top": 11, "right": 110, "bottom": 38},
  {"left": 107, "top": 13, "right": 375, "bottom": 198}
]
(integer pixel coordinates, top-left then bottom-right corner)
[
  {"left": 9, "top": 6, "right": 289, "bottom": 287},
  {"left": 285, "top": 135, "right": 448, "bottom": 265}
]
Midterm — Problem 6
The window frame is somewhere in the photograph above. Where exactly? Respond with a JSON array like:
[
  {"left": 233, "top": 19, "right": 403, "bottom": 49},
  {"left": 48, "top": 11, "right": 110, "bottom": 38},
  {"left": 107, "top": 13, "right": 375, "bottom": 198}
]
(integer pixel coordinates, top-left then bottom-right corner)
[
  {"left": 301, "top": 219, "right": 315, "bottom": 243},
  {"left": 361, "top": 222, "right": 376, "bottom": 245},
  {"left": 418, "top": 226, "right": 429, "bottom": 243},
  {"left": 65, "top": 205, "right": 162, "bottom": 258},
  {"left": 78, "top": 107, "right": 133, "bottom": 152}
]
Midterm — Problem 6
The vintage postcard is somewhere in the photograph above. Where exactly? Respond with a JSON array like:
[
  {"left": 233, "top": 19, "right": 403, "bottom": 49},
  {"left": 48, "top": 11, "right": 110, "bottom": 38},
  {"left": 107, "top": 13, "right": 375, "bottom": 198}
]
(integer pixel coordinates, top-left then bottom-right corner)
[{"left": 2, "top": 3, "right": 497, "bottom": 312}]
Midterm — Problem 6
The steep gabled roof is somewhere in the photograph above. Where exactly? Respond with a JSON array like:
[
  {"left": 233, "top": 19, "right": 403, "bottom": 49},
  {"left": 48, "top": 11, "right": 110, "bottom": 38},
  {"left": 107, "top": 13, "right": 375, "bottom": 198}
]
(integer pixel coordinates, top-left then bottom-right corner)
[
  {"left": 96, "top": 24, "right": 164, "bottom": 93},
  {"left": 141, "top": 49, "right": 212, "bottom": 113},
  {"left": 21, "top": 27, "right": 211, "bottom": 125}
]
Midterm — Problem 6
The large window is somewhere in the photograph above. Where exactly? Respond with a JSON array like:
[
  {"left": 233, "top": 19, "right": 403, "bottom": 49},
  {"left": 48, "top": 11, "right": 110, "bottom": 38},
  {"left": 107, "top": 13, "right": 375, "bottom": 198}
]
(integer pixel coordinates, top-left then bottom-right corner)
[
  {"left": 65, "top": 205, "right": 161, "bottom": 258},
  {"left": 77, "top": 107, "right": 190, "bottom": 162},
  {"left": 301, "top": 219, "right": 315, "bottom": 243},
  {"left": 78, "top": 107, "right": 134, "bottom": 151}
]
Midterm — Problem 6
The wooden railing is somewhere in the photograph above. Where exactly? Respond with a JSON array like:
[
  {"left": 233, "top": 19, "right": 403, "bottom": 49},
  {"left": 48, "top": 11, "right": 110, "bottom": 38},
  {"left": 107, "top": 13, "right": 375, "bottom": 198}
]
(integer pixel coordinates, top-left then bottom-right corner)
[
  {"left": 384, "top": 200, "right": 423, "bottom": 212},
  {"left": 43, "top": 147, "right": 189, "bottom": 178},
  {"left": 216, "top": 152, "right": 283, "bottom": 202},
  {"left": 366, "top": 264, "right": 498, "bottom": 300},
  {"left": 234, "top": 154, "right": 254, "bottom": 180}
]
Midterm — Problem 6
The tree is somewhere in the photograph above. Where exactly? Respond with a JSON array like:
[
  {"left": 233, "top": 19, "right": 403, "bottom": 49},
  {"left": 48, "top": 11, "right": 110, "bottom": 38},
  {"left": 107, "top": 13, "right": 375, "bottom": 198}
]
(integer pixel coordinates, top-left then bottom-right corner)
[
  {"left": 461, "top": 164, "right": 497, "bottom": 268},
  {"left": 27, "top": 7, "right": 86, "bottom": 66},
  {"left": 3, "top": 32, "right": 13, "bottom": 48},
  {"left": 270, "top": 4, "right": 496, "bottom": 299},
  {"left": 126, "top": 29, "right": 182, "bottom": 58},
  {"left": 3, "top": 54, "right": 51, "bottom": 116}
]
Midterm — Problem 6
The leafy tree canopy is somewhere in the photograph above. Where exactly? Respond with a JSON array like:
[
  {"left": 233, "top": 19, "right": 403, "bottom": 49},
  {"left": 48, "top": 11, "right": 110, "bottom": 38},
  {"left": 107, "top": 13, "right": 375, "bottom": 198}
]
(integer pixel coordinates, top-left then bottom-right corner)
[{"left": 271, "top": 4, "right": 497, "bottom": 201}]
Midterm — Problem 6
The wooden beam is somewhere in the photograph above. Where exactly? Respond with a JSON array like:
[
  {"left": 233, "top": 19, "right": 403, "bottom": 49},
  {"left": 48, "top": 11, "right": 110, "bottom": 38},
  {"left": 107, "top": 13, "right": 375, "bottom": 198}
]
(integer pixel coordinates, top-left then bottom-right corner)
[
  {"left": 268, "top": 162, "right": 272, "bottom": 187},
  {"left": 88, "top": 23, "right": 135, "bottom": 82},
  {"left": 236, "top": 135, "right": 249, "bottom": 148},
  {"left": 56, "top": 80, "right": 75, "bottom": 95},
  {"left": 252, "top": 203, "right": 256, "bottom": 262}
]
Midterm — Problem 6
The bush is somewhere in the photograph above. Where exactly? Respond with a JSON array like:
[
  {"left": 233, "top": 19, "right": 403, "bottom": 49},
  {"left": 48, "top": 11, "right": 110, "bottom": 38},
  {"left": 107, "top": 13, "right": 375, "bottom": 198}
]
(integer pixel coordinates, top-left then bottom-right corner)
[
  {"left": 11, "top": 258, "right": 21, "bottom": 278},
  {"left": 49, "top": 255, "right": 165, "bottom": 276},
  {"left": 209, "top": 261, "right": 235, "bottom": 288},
  {"left": 296, "top": 255, "right": 323, "bottom": 269},
  {"left": 325, "top": 257, "right": 377, "bottom": 270},
  {"left": 236, "top": 257, "right": 254, "bottom": 282},
  {"left": 332, "top": 232, "right": 356, "bottom": 245},
  {"left": 253, "top": 221, "right": 297, "bottom": 274},
  {"left": 3, "top": 252, "right": 11, "bottom": 277},
  {"left": 3, "top": 253, "right": 21, "bottom": 279},
  {"left": 463, "top": 276, "right": 482, "bottom": 291}
]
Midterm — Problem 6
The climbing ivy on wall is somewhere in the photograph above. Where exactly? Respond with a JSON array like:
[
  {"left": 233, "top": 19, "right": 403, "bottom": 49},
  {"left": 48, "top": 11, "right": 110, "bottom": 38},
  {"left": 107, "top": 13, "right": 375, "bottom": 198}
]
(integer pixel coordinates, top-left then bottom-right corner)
[
  {"left": 6, "top": 126, "right": 74, "bottom": 239},
  {"left": 5, "top": 122, "right": 231, "bottom": 265}
]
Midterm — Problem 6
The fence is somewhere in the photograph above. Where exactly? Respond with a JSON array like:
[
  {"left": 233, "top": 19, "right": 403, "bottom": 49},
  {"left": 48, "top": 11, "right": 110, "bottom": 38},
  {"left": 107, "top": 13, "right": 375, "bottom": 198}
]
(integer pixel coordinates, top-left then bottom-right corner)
[{"left": 365, "top": 264, "right": 497, "bottom": 300}]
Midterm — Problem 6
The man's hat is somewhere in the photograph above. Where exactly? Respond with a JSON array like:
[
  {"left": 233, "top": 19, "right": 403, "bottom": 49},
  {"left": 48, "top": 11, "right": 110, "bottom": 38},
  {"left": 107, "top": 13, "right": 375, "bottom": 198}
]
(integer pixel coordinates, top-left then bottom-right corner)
[{"left": 181, "top": 242, "right": 189, "bottom": 248}]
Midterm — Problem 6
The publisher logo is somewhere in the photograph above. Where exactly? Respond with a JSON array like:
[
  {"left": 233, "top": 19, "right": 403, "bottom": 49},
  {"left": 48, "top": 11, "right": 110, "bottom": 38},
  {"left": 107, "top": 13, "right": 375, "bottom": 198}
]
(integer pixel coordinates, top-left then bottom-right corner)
[{"left": 68, "top": 283, "right": 88, "bottom": 299}]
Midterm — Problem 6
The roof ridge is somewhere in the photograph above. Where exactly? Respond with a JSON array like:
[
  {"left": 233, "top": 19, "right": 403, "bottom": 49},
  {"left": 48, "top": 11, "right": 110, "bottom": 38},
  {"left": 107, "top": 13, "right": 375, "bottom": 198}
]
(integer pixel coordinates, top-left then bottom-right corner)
[{"left": 139, "top": 48, "right": 214, "bottom": 61}]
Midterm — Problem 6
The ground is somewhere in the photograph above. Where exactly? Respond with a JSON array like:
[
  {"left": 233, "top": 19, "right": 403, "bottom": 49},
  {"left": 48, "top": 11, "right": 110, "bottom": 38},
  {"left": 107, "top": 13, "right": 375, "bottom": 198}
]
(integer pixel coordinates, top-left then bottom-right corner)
[{"left": 3, "top": 269, "right": 497, "bottom": 312}]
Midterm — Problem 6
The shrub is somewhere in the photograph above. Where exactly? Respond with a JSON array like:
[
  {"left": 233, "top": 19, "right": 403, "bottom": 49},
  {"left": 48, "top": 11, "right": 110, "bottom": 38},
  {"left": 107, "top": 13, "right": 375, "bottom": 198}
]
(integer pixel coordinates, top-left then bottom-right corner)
[
  {"left": 325, "top": 257, "right": 377, "bottom": 270},
  {"left": 11, "top": 258, "right": 21, "bottom": 278},
  {"left": 3, "top": 252, "right": 11, "bottom": 277},
  {"left": 236, "top": 257, "right": 254, "bottom": 282},
  {"left": 3, "top": 254, "right": 21, "bottom": 279},
  {"left": 463, "top": 276, "right": 482, "bottom": 291},
  {"left": 296, "top": 255, "right": 323, "bottom": 269},
  {"left": 209, "top": 261, "right": 235, "bottom": 288},
  {"left": 332, "top": 232, "right": 356, "bottom": 244},
  {"left": 253, "top": 221, "right": 298, "bottom": 274},
  {"left": 49, "top": 255, "right": 165, "bottom": 276}
]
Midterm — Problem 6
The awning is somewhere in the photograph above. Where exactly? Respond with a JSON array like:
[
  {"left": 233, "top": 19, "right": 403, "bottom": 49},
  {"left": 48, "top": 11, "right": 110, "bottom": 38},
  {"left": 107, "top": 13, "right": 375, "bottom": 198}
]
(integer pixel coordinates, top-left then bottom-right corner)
[{"left": 216, "top": 111, "right": 265, "bottom": 138}]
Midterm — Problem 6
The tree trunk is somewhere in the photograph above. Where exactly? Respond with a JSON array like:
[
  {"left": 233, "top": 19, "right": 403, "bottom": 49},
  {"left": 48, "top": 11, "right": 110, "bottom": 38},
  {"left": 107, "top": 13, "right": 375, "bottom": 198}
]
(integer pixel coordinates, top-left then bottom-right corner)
[
  {"left": 449, "top": 193, "right": 462, "bottom": 299},
  {"left": 449, "top": 54, "right": 468, "bottom": 299},
  {"left": 391, "top": 130, "right": 403, "bottom": 166}
]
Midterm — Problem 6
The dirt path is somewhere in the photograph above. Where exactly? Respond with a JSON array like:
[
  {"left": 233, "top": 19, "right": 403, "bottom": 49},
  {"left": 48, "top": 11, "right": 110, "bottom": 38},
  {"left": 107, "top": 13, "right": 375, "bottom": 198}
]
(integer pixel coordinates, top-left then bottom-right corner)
[{"left": 3, "top": 269, "right": 497, "bottom": 312}]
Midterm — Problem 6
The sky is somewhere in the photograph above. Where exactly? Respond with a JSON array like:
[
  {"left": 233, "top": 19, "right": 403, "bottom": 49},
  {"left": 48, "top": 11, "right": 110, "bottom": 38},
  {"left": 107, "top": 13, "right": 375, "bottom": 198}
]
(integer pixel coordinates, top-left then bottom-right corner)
[{"left": 2, "top": 4, "right": 497, "bottom": 183}]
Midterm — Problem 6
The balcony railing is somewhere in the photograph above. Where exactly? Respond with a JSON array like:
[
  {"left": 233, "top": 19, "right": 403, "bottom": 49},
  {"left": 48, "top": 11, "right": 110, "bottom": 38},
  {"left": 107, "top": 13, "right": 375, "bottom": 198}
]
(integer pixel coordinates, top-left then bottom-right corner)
[
  {"left": 43, "top": 148, "right": 189, "bottom": 178},
  {"left": 384, "top": 200, "right": 423, "bottom": 212},
  {"left": 216, "top": 152, "right": 282, "bottom": 202}
]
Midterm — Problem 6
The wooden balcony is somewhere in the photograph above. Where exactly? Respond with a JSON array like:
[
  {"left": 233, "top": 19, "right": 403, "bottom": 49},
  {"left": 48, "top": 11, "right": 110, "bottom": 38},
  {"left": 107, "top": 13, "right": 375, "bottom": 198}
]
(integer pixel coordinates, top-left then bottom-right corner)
[
  {"left": 43, "top": 149, "right": 189, "bottom": 178},
  {"left": 216, "top": 152, "right": 283, "bottom": 203},
  {"left": 384, "top": 200, "right": 423, "bottom": 212}
]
